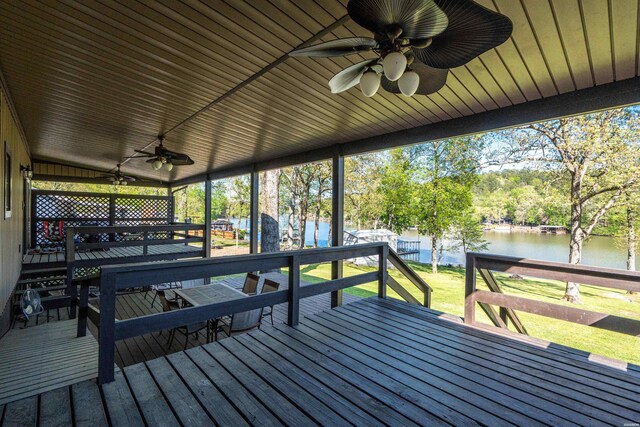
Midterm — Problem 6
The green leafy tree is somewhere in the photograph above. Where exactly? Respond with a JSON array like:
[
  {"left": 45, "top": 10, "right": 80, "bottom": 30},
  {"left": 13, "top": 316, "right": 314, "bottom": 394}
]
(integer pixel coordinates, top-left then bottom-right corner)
[
  {"left": 449, "top": 208, "right": 489, "bottom": 254},
  {"left": 498, "top": 109, "right": 640, "bottom": 302},
  {"left": 413, "top": 138, "right": 482, "bottom": 273},
  {"left": 379, "top": 149, "right": 415, "bottom": 234}
]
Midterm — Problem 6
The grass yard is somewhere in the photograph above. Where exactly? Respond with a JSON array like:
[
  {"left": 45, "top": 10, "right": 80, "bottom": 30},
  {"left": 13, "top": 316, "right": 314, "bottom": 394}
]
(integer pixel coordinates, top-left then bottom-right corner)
[{"left": 298, "top": 261, "right": 640, "bottom": 366}]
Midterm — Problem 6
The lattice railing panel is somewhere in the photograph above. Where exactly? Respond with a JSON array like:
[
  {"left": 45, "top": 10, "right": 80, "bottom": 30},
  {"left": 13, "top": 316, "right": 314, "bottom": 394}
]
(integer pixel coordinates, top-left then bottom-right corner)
[
  {"left": 114, "top": 197, "right": 170, "bottom": 220},
  {"left": 32, "top": 191, "right": 173, "bottom": 247}
]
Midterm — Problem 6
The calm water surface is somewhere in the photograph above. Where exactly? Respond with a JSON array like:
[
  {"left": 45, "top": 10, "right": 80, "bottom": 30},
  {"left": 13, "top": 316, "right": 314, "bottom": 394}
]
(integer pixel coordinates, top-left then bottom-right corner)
[
  {"left": 231, "top": 217, "right": 632, "bottom": 270},
  {"left": 401, "top": 229, "right": 635, "bottom": 270}
]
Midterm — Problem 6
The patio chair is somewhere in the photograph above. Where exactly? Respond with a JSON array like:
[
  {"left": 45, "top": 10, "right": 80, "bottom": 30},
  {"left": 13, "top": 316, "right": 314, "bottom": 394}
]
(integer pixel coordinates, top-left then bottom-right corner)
[
  {"left": 212, "top": 306, "right": 264, "bottom": 341},
  {"left": 157, "top": 290, "right": 209, "bottom": 350},
  {"left": 241, "top": 273, "right": 260, "bottom": 295},
  {"left": 145, "top": 281, "right": 182, "bottom": 307},
  {"left": 260, "top": 279, "right": 281, "bottom": 326}
]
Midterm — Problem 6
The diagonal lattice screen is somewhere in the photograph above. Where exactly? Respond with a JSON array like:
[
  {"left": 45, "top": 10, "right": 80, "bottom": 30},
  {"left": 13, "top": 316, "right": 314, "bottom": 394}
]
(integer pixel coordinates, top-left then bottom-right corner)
[{"left": 32, "top": 191, "right": 173, "bottom": 247}]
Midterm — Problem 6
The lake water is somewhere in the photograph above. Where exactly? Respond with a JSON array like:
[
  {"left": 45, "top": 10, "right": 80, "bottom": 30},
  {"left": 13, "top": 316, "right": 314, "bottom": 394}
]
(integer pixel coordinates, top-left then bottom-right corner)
[
  {"left": 400, "top": 229, "right": 636, "bottom": 270},
  {"left": 230, "top": 217, "right": 633, "bottom": 270}
]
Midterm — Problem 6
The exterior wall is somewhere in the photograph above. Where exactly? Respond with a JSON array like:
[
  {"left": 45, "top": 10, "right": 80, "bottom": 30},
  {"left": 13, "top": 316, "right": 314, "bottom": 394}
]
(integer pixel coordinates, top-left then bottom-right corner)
[{"left": 0, "top": 88, "right": 30, "bottom": 333}]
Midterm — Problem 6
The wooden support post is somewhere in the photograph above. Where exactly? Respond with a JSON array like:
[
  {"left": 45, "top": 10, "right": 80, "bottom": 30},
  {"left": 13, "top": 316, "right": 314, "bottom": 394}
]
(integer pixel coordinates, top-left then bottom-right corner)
[
  {"left": 465, "top": 253, "right": 477, "bottom": 325},
  {"left": 249, "top": 169, "right": 259, "bottom": 254},
  {"left": 204, "top": 179, "right": 212, "bottom": 258},
  {"left": 378, "top": 244, "right": 388, "bottom": 299},
  {"left": 288, "top": 255, "right": 300, "bottom": 326},
  {"left": 331, "top": 152, "right": 344, "bottom": 307},
  {"left": 98, "top": 273, "right": 117, "bottom": 385}
]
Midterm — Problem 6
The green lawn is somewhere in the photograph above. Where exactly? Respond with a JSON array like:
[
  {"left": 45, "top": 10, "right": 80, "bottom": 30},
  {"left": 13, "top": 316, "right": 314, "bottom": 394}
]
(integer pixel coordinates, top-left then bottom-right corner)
[{"left": 297, "top": 261, "right": 640, "bottom": 366}]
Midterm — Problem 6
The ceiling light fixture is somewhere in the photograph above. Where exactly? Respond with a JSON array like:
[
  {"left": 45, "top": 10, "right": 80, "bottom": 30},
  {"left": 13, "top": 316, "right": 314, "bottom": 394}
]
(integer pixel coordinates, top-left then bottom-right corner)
[{"left": 289, "top": 0, "right": 512, "bottom": 98}]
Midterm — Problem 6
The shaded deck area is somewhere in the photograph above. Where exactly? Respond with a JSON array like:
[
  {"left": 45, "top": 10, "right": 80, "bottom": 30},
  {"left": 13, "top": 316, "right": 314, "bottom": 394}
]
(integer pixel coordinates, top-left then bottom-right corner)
[
  {"left": 3, "top": 297, "right": 639, "bottom": 426},
  {"left": 101, "top": 272, "right": 361, "bottom": 368},
  {"left": 0, "top": 320, "right": 99, "bottom": 406}
]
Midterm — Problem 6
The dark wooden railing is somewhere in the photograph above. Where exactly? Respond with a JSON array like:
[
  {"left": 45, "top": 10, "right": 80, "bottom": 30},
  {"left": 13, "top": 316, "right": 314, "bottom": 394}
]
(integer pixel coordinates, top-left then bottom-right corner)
[
  {"left": 465, "top": 252, "right": 640, "bottom": 337},
  {"left": 93, "top": 242, "right": 388, "bottom": 384},
  {"left": 387, "top": 249, "right": 432, "bottom": 308}
]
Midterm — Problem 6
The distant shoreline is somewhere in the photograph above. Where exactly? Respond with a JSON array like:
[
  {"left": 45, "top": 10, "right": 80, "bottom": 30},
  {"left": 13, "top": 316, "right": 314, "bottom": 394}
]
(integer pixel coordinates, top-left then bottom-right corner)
[{"left": 483, "top": 224, "right": 568, "bottom": 234}]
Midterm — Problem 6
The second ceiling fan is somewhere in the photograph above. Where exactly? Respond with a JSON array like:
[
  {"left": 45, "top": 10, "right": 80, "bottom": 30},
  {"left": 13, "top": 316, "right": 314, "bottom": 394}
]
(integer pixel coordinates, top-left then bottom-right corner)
[
  {"left": 289, "top": 0, "right": 513, "bottom": 97},
  {"left": 127, "top": 136, "right": 194, "bottom": 172}
]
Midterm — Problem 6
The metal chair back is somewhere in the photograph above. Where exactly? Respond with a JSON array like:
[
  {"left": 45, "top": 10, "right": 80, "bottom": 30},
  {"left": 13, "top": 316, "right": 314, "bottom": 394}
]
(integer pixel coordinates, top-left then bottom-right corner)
[{"left": 242, "top": 273, "right": 260, "bottom": 294}]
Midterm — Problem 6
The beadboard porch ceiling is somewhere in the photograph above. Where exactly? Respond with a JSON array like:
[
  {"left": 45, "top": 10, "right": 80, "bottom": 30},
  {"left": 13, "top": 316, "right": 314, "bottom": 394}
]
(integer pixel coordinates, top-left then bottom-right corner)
[{"left": 1, "top": 0, "right": 639, "bottom": 183}]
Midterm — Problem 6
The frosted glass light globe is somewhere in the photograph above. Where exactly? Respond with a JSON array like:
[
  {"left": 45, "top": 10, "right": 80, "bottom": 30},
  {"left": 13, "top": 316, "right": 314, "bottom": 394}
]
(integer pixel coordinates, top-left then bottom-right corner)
[
  {"left": 398, "top": 71, "right": 420, "bottom": 96},
  {"left": 383, "top": 52, "right": 407, "bottom": 82},
  {"left": 165, "top": 162, "right": 174, "bottom": 172},
  {"left": 360, "top": 71, "right": 381, "bottom": 97},
  {"left": 152, "top": 159, "right": 163, "bottom": 170}
]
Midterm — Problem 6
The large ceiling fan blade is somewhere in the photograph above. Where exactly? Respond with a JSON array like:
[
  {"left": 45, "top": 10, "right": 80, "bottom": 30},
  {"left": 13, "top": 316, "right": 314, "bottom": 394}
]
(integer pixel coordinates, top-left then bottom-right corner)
[
  {"left": 145, "top": 158, "right": 157, "bottom": 164},
  {"left": 169, "top": 156, "right": 195, "bottom": 166},
  {"left": 381, "top": 63, "right": 448, "bottom": 95},
  {"left": 289, "top": 37, "right": 378, "bottom": 57},
  {"left": 348, "top": 0, "right": 448, "bottom": 40},
  {"left": 134, "top": 149, "right": 155, "bottom": 156},
  {"left": 329, "top": 59, "right": 377, "bottom": 94},
  {"left": 413, "top": 0, "right": 513, "bottom": 69}
]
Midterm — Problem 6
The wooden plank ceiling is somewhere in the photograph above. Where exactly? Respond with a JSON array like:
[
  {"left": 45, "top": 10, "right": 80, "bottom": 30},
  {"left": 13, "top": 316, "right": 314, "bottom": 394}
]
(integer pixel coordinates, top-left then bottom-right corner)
[{"left": 0, "top": 0, "right": 639, "bottom": 183}]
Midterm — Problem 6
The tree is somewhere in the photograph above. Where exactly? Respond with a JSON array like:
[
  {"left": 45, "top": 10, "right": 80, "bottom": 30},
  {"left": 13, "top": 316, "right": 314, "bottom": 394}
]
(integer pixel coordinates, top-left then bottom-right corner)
[
  {"left": 260, "top": 169, "right": 280, "bottom": 254},
  {"left": 311, "top": 162, "right": 332, "bottom": 248},
  {"left": 413, "top": 138, "right": 481, "bottom": 273},
  {"left": 499, "top": 109, "right": 640, "bottom": 302},
  {"left": 448, "top": 209, "right": 489, "bottom": 254},
  {"left": 379, "top": 149, "right": 415, "bottom": 234},
  {"left": 344, "top": 154, "right": 384, "bottom": 229},
  {"left": 210, "top": 181, "right": 228, "bottom": 219},
  {"left": 227, "top": 176, "right": 250, "bottom": 230}
]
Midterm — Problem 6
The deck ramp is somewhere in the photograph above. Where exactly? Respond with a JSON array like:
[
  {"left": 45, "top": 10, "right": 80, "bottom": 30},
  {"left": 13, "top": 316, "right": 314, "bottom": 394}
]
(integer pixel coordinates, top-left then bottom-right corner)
[{"left": 0, "top": 319, "right": 99, "bottom": 405}]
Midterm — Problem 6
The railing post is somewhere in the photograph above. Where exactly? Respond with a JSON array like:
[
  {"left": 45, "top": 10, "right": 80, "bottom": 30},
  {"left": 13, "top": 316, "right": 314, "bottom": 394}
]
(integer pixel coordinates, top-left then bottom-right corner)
[
  {"left": 465, "top": 253, "right": 477, "bottom": 325},
  {"left": 65, "top": 227, "right": 77, "bottom": 319},
  {"left": 76, "top": 278, "right": 90, "bottom": 337},
  {"left": 98, "top": 272, "right": 117, "bottom": 385},
  {"left": 378, "top": 244, "right": 388, "bottom": 299},
  {"left": 142, "top": 231, "right": 148, "bottom": 255},
  {"left": 108, "top": 194, "right": 116, "bottom": 242},
  {"left": 288, "top": 255, "right": 300, "bottom": 326}
]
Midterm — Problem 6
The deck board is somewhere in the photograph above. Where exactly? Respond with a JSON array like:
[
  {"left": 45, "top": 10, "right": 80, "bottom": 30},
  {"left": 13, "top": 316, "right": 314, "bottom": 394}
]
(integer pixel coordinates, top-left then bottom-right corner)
[
  {"left": 3, "top": 297, "right": 639, "bottom": 426},
  {"left": 0, "top": 320, "right": 99, "bottom": 406}
]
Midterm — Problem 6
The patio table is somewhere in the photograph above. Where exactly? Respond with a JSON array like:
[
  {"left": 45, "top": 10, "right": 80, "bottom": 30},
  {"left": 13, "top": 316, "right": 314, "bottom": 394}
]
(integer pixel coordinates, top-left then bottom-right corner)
[{"left": 174, "top": 283, "right": 247, "bottom": 307}]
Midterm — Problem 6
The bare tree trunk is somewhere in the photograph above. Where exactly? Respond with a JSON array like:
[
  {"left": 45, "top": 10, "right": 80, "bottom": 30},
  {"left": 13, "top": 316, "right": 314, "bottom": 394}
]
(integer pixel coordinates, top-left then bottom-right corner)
[
  {"left": 260, "top": 170, "right": 280, "bottom": 255},
  {"left": 431, "top": 236, "right": 438, "bottom": 274},
  {"left": 299, "top": 192, "right": 309, "bottom": 249},
  {"left": 627, "top": 203, "right": 637, "bottom": 294},
  {"left": 564, "top": 193, "right": 583, "bottom": 303}
]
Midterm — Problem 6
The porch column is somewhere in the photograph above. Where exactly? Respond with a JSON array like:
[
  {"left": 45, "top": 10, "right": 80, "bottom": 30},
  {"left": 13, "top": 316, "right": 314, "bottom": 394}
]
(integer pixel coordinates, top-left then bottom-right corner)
[
  {"left": 331, "top": 151, "right": 344, "bottom": 307},
  {"left": 249, "top": 169, "right": 259, "bottom": 254},
  {"left": 204, "top": 178, "right": 212, "bottom": 258}
]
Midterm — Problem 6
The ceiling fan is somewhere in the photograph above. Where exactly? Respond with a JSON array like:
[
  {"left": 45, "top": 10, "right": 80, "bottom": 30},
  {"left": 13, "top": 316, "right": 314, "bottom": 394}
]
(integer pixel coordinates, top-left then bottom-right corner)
[
  {"left": 289, "top": 0, "right": 512, "bottom": 98},
  {"left": 99, "top": 164, "right": 135, "bottom": 186},
  {"left": 127, "top": 136, "right": 195, "bottom": 171}
]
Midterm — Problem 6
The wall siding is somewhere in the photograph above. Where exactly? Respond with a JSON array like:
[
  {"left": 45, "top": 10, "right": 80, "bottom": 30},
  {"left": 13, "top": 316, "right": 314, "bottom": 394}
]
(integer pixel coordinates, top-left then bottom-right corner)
[{"left": 0, "top": 88, "right": 30, "bottom": 333}]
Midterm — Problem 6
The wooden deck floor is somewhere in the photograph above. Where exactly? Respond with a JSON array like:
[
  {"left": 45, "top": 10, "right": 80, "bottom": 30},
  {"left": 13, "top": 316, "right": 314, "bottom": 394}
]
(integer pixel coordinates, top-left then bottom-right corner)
[
  {"left": 22, "top": 243, "right": 202, "bottom": 270},
  {"left": 0, "top": 320, "right": 99, "bottom": 406},
  {"left": 3, "top": 297, "right": 639, "bottom": 426}
]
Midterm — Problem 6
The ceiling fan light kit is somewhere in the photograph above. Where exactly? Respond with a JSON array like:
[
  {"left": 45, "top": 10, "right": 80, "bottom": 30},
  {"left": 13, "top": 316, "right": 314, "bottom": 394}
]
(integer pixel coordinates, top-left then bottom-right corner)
[
  {"left": 360, "top": 70, "right": 381, "bottom": 97},
  {"left": 127, "top": 135, "right": 194, "bottom": 172},
  {"left": 289, "top": 0, "right": 512, "bottom": 98}
]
